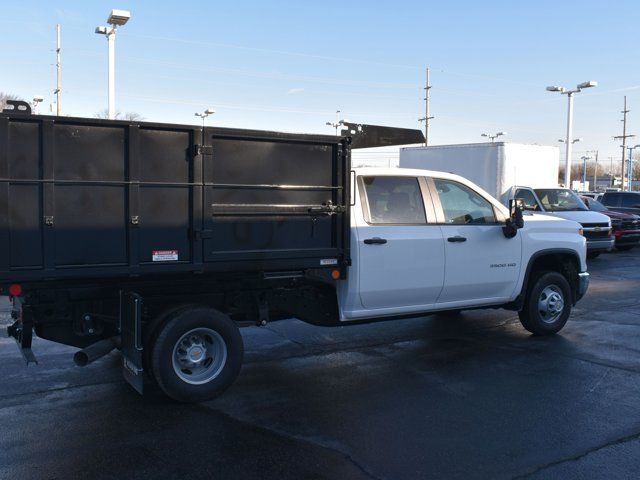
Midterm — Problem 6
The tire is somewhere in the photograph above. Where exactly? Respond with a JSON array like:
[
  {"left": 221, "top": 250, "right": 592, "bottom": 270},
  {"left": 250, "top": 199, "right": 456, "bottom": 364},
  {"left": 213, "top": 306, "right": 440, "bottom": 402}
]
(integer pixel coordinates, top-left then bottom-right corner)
[
  {"left": 151, "top": 306, "right": 243, "bottom": 402},
  {"left": 616, "top": 245, "right": 635, "bottom": 251},
  {"left": 587, "top": 252, "right": 600, "bottom": 259},
  {"left": 518, "top": 271, "right": 572, "bottom": 336}
]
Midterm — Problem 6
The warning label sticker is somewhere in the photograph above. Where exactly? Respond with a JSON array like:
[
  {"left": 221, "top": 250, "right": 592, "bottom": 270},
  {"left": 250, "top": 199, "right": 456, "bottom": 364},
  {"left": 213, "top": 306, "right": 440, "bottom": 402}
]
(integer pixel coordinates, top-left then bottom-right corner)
[{"left": 152, "top": 250, "right": 179, "bottom": 262}]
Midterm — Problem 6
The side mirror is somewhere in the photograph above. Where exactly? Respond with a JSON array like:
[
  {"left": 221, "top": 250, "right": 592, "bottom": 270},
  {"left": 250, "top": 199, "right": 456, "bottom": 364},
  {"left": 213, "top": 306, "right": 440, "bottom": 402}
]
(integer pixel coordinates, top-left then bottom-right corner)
[{"left": 503, "top": 199, "right": 524, "bottom": 238}]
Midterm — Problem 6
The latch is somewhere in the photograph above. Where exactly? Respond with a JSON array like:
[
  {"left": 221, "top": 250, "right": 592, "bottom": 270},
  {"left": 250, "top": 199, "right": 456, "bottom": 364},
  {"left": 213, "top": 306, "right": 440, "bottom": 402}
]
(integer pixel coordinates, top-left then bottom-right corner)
[
  {"left": 193, "top": 145, "right": 213, "bottom": 156},
  {"left": 307, "top": 201, "right": 346, "bottom": 216}
]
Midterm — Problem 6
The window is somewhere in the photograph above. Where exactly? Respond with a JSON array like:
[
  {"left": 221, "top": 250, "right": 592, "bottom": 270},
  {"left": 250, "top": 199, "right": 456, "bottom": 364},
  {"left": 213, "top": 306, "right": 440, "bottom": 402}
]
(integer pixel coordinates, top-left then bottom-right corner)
[
  {"left": 621, "top": 193, "right": 640, "bottom": 208},
  {"left": 533, "top": 189, "right": 588, "bottom": 212},
  {"left": 433, "top": 178, "right": 496, "bottom": 224},
  {"left": 601, "top": 193, "right": 620, "bottom": 207},
  {"left": 362, "top": 176, "right": 426, "bottom": 224},
  {"left": 514, "top": 189, "right": 541, "bottom": 211}
]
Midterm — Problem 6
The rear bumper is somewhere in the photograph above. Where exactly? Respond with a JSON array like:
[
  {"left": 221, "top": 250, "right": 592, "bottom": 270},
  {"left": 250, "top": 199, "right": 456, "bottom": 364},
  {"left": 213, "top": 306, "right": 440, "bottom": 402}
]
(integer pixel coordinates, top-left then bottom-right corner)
[
  {"left": 577, "top": 272, "right": 589, "bottom": 301},
  {"left": 586, "top": 237, "right": 615, "bottom": 252}
]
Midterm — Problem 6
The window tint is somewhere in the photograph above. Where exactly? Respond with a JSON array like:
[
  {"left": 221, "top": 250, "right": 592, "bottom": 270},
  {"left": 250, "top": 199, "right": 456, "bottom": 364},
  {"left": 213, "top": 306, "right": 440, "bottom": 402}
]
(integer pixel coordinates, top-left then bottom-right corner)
[
  {"left": 622, "top": 193, "right": 640, "bottom": 208},
  {"left": 433, "top": 178, "right": 496, "bottom": 224},
  {"left": 362, "top": 176, "right": 426, "bottom": 224},
  {"left": 514, "top": 189, "right": 540, "bottom": 210},
  {"left": 601, "top": 193, "right": 620, "bottom": 206}
]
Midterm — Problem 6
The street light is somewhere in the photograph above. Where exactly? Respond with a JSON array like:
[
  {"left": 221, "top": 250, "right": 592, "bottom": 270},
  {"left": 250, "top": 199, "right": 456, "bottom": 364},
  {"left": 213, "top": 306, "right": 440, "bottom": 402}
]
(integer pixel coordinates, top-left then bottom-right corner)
[
  {"left": 95, "top": 9, "right": 131, "bottom": 120},
  {"left": 546, "top": 80, "right": 597, "bottom": 187},
  {"left": 195, "top": 108, "right": 215, "bottom": 127},
  {"left": 325, "top": 110, "right": 343, "bottom": 136},
  {"left": 481, "top": 131, "right": 507, "bottom": 142},
  {"left": 580, "top": 155, "right": 592, "bottom": 189},
  {"left": 626, "top": 144, "right": 640, "bottom": 191},
  {"left": 32, "top": 96, "right": 44, "bottom": 115},
  {"left": 558, "top": 138, "right": 583, "bottom": 144}
]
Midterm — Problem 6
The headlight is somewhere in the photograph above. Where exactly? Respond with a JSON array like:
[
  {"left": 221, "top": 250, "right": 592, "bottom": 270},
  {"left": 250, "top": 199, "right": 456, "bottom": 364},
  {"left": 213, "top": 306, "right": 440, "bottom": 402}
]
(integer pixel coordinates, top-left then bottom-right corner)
[{"left": 578, "top": 228, "right": 584, "bottom": 236}]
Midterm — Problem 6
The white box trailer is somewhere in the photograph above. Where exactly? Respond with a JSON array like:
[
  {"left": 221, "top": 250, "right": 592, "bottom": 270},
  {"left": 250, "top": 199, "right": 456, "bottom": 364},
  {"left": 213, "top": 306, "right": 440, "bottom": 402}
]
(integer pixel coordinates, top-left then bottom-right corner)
[{"left": 399, "top": 142, "right": 559, "bottom": 205}]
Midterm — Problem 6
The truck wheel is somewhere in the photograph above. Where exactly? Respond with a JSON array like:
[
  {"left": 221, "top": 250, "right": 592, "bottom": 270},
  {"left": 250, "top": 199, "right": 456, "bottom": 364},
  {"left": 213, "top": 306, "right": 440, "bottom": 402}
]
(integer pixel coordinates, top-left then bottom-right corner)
[
  {"left": 151, "top": 307, "right": 243, "bottom": 402},
  {"left": 616, "top": 245, "right": 634, "bottom": 251},
  {"left": 587, "top": 252, "right": 600, "bottom": 259},
  {"left": 518, "top": 271, "right": 571, "bottom": 336}
]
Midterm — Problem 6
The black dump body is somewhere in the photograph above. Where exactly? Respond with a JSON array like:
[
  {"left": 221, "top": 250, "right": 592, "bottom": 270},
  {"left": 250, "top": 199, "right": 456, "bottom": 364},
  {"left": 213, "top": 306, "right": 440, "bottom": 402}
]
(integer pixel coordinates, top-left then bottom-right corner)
[{"left": 0, "top": 113, "right": 350, "bottom": 289}]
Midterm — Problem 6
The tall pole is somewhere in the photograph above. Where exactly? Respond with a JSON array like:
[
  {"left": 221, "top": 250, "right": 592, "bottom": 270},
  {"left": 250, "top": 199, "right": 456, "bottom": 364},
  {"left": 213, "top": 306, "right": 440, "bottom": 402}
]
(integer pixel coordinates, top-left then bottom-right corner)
[
  {"left": 582, "top": 156, "right": 588, "bottom": 187},
  {"left": 593, "top": 150, "right": 599, "bottom": 191},
  {"left": 55, "top": 24, "right": 62, "bottom": 116},
  {"left": 425, "top": 67, "right": 430, "bottom": 146},
  {"left": 564, "top": 92, "right": 574, "bottom": 188},
  {"left": 621, "top": 96, "right": 628, "bottom": 190},
  {"left": 107, "top": 30, "right": 116, "bottom": 119}
]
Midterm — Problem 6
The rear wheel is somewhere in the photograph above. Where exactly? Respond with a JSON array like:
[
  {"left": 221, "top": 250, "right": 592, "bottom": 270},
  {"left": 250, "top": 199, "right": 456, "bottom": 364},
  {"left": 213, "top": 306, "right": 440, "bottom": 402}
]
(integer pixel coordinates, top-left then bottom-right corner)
[
  {"left": 151, "top": 306, "right": 243, "bottom": 402},
  {"left": 518, "top": 271, "right": 571, "bottom": 336}
]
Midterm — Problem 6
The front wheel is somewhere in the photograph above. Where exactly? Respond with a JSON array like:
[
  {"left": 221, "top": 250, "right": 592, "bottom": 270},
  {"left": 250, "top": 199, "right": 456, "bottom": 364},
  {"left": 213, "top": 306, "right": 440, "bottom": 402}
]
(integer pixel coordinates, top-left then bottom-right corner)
[
  {"left": 151, "top": 307, "right": 243, "bottom": 402},
  {"left": 518, "top": 271, "right": 572, "bottom": 336}
]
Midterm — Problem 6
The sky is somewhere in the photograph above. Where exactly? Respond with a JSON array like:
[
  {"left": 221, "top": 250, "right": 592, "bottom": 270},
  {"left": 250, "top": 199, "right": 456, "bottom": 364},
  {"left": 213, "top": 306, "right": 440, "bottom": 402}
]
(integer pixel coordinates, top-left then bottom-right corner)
[{"left": 1, "top": 0, "right": 640, "bottom": 169}]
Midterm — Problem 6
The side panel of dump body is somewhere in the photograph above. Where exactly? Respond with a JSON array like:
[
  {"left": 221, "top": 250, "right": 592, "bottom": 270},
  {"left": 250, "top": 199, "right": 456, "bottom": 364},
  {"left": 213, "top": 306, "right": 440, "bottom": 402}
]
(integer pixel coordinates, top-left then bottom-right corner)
[{"left": 0, "top": 115, "right": 350, "bottom": 286}]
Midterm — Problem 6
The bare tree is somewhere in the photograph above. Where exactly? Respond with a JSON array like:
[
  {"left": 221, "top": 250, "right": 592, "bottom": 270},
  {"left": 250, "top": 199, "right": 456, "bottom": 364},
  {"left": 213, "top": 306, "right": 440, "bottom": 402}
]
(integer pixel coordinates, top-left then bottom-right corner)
[
  {"left": 94, "top": 109, "right": 144, "bottom": 121},
  {"left": 0, "top": 92, "right": 24, "bottom": 111}
]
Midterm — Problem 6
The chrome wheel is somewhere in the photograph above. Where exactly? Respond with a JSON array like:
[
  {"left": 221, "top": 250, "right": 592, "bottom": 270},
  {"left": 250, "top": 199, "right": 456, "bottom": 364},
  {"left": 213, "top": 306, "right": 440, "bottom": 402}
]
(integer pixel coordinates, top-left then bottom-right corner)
[
  {"left": 537, "top": 285, "right": 564, "bottom": 324},
  {"left": 171, "top": 328, "right": 227, "bottom": 385}
]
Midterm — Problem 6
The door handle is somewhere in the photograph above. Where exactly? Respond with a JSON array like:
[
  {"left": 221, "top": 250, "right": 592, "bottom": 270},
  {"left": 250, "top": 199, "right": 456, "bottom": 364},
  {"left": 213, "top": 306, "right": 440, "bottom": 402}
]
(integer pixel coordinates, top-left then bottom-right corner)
[
  {"left": 364, "top": 237, "right": 387, "bottom": 245},
  {"left": 447, "top": 236, "right": 467, "bottom": 243}
]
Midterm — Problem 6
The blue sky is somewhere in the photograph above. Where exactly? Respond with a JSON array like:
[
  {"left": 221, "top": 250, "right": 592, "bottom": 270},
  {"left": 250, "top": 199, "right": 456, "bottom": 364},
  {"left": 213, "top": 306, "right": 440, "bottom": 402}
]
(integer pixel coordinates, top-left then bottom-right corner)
[{"left": 1, "top": 0, "right": 639, "bottom": 168}]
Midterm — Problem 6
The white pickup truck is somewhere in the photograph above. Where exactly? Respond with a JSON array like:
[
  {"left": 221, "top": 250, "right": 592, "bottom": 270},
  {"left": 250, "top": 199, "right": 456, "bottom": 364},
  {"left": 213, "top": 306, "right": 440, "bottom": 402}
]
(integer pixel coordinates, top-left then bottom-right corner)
[{"left": 340, "top": 168, "right": 588, "bottom": 327}]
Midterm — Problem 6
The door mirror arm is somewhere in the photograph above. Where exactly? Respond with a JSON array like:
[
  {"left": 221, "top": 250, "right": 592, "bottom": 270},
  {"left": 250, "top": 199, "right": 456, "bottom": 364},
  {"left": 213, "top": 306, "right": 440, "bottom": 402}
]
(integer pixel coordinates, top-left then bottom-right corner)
[{"left": 503, "top": 199, "right": 525, "bottom": 238}]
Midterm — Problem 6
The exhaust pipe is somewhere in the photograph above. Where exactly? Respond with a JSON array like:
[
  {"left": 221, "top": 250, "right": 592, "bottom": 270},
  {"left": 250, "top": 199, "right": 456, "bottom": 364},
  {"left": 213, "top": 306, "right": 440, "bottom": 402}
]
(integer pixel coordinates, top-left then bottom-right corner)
[{"left": 74, "top": 336, "right": 120, "bottom": 367}]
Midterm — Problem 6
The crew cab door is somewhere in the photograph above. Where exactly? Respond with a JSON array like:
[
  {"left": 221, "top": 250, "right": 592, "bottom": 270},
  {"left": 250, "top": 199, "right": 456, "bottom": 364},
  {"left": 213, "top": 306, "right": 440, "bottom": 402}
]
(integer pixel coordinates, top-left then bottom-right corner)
[
  {"left": 354, "top": 175, "right": 445, "bottom": 312},
  {"left": 429, "top": 177, "right": 521, "bottom": 305}
]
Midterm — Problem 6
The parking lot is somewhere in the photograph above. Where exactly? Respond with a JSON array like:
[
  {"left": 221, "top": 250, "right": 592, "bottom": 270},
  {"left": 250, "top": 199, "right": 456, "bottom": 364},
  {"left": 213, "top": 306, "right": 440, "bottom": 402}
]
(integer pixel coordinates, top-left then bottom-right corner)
[{"left": 0, "top": 249, "right": 639, "bottom": 479}]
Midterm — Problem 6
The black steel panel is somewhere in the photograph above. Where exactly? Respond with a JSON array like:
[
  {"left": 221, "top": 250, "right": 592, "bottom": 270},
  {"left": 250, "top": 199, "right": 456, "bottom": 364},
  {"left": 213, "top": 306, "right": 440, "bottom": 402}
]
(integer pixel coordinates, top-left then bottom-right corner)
[
  {"left": 53, "top": 124, "right": 125, "bottom": 181},
  {"left": 8, "top": 121, "right": 40, "bottom": 179},
  {"left": 138, "top": 129, "right": 191, "bottom": 183},
  {"left": 9, "top": 184, "right": 42, "bottom": 268},
  {"left": 139, "top": 186, "right": 191, "bottom": 263},
  {"left": 54, "top": 185, "right": 127, "bottom": 266}
]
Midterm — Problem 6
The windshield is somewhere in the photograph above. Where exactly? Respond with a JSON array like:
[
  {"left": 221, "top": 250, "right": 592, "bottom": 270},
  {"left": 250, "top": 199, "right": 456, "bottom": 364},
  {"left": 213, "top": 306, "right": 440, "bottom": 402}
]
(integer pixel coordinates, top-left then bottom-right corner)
[
  {"left": 583, "top": 197, "right": 608, "bottom": 212},
  {"left": 534, "top": 189, "right": 588, "bottom": 212}
]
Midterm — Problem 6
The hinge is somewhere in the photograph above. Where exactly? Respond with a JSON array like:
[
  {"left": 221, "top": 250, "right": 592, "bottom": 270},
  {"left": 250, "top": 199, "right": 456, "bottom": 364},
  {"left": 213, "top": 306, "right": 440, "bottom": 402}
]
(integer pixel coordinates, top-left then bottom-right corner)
[{"left": 193, "top": 145, "right": 213, "bottom": 156}]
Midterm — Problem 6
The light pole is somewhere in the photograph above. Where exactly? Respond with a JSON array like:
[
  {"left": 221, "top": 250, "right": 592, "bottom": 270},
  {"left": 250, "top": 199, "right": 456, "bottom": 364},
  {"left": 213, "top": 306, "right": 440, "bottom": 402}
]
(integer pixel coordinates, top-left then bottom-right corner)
[
  {"left": 95, "top": 9, "right": 131, "bottom": 120},
  {"left": 546, "top": 81, "right": 597, "bottom": 187},
  {"left": 32, "top": 96, "right": 44, "bottom": 115},
  {"left": 481, "top": 131, "right": 507, "bottom": 142},
  {"left": 580, "top": 155, "right": 591, "bottom": 190},
  {"left": 195, "top": 108, "right": 216, "bottom": 127},
  {"left": 626, "top": 144, "right": 640, "bottom": 191},
  {"left": 325, "top": 110, "right": 343, "bottom": 136}
]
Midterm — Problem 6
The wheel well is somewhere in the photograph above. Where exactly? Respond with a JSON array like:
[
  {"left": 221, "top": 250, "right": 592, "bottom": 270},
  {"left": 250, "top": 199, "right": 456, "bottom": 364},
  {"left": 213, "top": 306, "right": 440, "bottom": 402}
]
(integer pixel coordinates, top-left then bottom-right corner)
[{"left": 528, "top": 253, "right": 579, "bottom": 304}]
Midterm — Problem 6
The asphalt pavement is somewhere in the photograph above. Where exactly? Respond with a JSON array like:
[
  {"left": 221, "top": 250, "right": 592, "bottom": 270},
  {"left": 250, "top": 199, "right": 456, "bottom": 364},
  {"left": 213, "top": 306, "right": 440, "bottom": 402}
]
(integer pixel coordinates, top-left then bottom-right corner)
[{"left": 1, "top": 250, "right": 640, "bottom": 479}]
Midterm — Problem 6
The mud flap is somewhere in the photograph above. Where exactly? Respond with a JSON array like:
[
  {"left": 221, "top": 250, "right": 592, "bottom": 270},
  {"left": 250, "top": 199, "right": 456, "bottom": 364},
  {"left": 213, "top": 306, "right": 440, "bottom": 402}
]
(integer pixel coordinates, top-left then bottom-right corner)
[{"left": 120, "top": 291, "right": 144, "bottom": 395}]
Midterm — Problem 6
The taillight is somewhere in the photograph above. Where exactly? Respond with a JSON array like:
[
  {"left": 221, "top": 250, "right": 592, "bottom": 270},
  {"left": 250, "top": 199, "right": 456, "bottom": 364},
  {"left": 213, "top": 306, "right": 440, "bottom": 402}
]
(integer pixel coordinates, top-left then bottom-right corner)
[{"left": 8, "top": 284, "right": 22, "bottom": 297}]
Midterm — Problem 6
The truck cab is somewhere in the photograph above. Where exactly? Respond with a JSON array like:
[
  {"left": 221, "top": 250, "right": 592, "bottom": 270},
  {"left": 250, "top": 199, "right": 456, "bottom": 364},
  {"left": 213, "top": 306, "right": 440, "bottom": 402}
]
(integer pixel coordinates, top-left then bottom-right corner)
[
  {"left": 339, "top": 168, "right": 589, "bottom": 323},
  {"left": 511, "top": 186, "right": 614, "bottom": 258}
]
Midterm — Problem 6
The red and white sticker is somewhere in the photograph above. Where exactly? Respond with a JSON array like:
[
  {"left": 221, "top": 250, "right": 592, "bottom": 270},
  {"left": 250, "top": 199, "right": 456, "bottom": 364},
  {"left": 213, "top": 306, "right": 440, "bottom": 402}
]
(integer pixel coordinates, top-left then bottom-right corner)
[{"left": 152, "top": 250, "right": 178, "bottom": 262}]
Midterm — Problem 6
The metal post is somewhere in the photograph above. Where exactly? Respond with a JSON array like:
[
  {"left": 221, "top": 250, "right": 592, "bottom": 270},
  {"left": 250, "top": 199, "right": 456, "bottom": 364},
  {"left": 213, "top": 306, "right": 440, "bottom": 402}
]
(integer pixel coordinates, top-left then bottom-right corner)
[
  {"left": 55, "top": 24, "right": 62, "bottom": 116},
  {"left": 593, "top": 150, "right": 598, "bottom": 191},
  {"left": 621, "top": 96, "right": 629, "bottom": 190},
  {"left": 582, "top": 156, "right": 587, "bottom": 188},
  {"left": 425, "top": 67, "right": 430, "bottom": 146},
  {"left": 564, "top": 92, "right": 574, "bottom": 188},
  {"left": 107, "top": 29, "right": 116, "bottom": 120},
  {"left": 628, "top": 147, "right": 634, "bottom": 192}
]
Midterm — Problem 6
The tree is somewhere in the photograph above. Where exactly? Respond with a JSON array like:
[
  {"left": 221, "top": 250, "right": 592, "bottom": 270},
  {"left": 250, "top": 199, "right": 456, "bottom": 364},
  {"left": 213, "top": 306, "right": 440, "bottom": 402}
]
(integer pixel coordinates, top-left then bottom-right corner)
[
  {"left": 94, "top": 109, "right": 144, "bottom": 121},
  {"left": 0, "top": 92, "right": 24, "bottom": 111}
]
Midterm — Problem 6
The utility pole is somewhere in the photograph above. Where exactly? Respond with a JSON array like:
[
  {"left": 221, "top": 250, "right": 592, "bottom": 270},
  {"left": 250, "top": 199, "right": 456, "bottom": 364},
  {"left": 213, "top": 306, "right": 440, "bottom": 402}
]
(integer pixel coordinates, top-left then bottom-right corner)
[
  {"left": 418, "top": 67, "right": 433, "bottom": 146},
  {"left": 325, "top": 110, "right": 343, "bottom": 136},
  {"left": 54, "top": 24, "right": 62, "bottom": 116},
  {"left": 592, "top": 150, "right": 599, "bottom": 191},
  {"left": 613, "top": 96, "right": 635, "bottom": 190}
]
